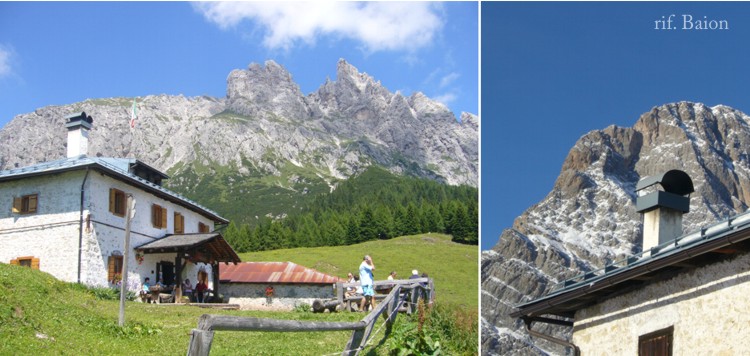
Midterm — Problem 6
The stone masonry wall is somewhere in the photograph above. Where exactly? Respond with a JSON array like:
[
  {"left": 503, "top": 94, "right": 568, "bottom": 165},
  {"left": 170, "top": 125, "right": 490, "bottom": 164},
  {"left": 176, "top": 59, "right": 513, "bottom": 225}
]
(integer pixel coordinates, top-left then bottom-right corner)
[
  {"left": 224, "top": 284, "right": 335, "bottom": 310},
  {"left": 0, "top": 171, "right": 85, "bottom": 282},
  {"left": 573, "top": 251, "right": 750, "bottom": 355},
  {"left": 1, "top": 168, "right": 219, "bottom": 290}
]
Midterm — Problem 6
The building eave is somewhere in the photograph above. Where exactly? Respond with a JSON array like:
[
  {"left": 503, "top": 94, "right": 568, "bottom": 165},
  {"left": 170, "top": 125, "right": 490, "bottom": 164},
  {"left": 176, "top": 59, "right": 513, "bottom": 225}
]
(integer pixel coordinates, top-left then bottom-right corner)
[{"left": 136, "top": 233, "right": 240, "bottom": 264}]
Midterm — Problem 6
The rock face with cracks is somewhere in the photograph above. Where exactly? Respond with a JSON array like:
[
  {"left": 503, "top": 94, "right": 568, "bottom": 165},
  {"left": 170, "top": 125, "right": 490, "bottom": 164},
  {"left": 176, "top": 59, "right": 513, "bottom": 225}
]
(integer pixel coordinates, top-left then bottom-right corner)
[{"left": 482, "top": 102, "right": 750, "bottom": 355}]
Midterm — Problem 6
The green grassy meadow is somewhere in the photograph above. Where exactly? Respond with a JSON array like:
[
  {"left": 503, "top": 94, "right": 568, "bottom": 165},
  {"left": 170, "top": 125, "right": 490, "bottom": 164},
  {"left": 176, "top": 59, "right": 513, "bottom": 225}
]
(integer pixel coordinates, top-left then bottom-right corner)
[
  {"left": 0, "top": 234, "right": 477, "bottom": 355},
  {"left": 239, "top": 234, "right": 479, "bottom": 309}
]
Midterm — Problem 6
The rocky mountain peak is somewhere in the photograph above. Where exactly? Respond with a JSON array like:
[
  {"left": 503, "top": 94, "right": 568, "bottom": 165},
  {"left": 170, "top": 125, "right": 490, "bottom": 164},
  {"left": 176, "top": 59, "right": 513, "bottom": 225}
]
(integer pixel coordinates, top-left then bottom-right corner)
[
  {"left": 483, "top": 101, "right": 750, "bottom": 354},
  {"left": 409, "top": 92, "right": 452, "bottom": 121},
  {"left": 460, "top": 112, "right": 478, "bottom": 129},
  {"left": 226, "top": 60, "right": 309, "bottom": 120},
  {"left": 335, "top": 59, "right": 379, "bottom": 93}
]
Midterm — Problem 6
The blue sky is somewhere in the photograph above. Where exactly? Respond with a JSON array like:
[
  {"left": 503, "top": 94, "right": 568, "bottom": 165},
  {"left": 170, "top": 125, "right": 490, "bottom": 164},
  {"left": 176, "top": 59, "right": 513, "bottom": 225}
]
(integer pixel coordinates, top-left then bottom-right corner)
[
  {"left": 482, "top": 2, "right": 750, "bottom": 250},
  {"left": 0, "top": 2, "right": 478, "bottom": 127}
]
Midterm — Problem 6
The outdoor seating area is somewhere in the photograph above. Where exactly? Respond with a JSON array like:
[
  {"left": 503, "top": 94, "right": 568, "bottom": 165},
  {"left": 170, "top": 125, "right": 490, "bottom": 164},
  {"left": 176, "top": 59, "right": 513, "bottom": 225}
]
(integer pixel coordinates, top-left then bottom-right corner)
[{"left": 139, "top": 286, "right": 220, "bottom": 305}]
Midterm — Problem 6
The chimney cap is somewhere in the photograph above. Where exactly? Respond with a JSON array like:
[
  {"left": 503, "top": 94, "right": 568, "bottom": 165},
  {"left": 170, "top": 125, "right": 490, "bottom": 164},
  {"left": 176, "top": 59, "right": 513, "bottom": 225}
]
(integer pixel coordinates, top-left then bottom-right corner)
[
  {"left": 636, "top": 169, "right": 694, "bottom": 196},
  {"left": 64, "top": 112, "right": 93, "bottom": 130}
]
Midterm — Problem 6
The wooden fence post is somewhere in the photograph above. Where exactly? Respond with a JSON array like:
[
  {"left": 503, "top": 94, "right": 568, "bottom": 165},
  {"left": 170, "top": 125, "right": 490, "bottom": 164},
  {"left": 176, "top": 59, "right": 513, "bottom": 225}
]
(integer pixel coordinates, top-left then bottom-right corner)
[
  {"left": 343, "top": 328, "right": 366, "bottom": 356},
  {"left": 382, "top": 286, "right": 403, "bottom": 336},
  {"left": 187, "top": 329, "right": 214, "bottom": 356},
  {"left": 409, "top": 286, "right": 420, "bottom": 314},
  {"left": 336, "top": 282, "right": 344, "bottom": 311},
  {"left": 429, "top": 278, "right": 435, "bottom": 304}
]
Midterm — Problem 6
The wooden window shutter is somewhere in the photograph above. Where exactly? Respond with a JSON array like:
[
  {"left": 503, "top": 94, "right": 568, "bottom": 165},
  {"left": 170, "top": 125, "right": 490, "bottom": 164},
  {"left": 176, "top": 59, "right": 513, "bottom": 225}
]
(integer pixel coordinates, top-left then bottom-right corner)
[
  {"left": 152, "top": 204, "right": 167, "bottom": 229},
  {"left": 174, "top": 212, "right": 184, "bottom": 234},
  {"left": 27, "top": 195, "right": 38, "bottom": 213},
  {"left": 109, "top": 189, "right": 116, "bottom": 214},
  {"left": 108, "top": 256, "right": 115, "bottom": 282},
  {"left": 10, "top": 258, "right": 19, "bottom": 266},
  {"left": 639, "top": 326, "right": 673, "bottom": 356},
  {"left": 31, "top": 257, "right": 40, "bottom": 270},
  {"left": 199, "top": 222, "right": 209, "bottom": 233},
  {"left": 12, "top": 197, "right": 22, "bottom": 213},
  {"left": 151, "top": 204, "right": 158, "bottom": 227}
]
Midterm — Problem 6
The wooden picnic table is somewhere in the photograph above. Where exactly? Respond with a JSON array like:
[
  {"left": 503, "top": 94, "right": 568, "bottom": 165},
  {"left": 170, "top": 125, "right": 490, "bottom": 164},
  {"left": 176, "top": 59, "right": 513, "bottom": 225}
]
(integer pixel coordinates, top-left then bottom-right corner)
[{"left": 149, "top": 285, "right": 174, "bottom": 303}]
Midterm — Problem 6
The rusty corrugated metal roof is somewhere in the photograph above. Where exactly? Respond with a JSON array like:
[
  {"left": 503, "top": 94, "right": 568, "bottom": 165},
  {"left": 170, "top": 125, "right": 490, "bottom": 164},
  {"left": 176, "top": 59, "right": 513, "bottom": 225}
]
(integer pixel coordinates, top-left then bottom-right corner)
[{"left": 220, "top": 262, "right": 342, "bottom": 285}]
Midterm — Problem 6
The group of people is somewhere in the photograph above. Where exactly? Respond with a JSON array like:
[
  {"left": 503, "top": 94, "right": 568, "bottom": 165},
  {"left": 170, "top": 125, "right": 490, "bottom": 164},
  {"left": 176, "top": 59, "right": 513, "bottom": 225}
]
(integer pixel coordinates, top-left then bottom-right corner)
[
  {"left": 345, "top": 255, "right": 427, "bottom": 312},
  {"left": 140, "top": 274, "right": 210, "bottom": 303},
  {"left": 180, "top": 277, "right": 210, "bottom": 303}
]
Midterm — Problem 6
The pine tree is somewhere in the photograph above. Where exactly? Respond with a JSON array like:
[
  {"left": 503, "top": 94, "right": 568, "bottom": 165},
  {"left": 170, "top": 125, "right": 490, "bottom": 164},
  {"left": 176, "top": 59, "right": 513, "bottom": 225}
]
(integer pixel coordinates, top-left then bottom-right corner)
[
  {"left": 346, "top": 214, "right": 361, "bottom": 244},
  {"left": 373, "top": 205, "right": 395, "bottom": 239},
  {"left": 321, "top": 218, "right": 347, "bottom": 246},
  {"left": 358, "top": 205, "right": 378, "bottom": 241},
  {"left": 403, "top": 202, "right": 420, "bottom": 235},
  {"left": 421, "top": 203, "right": 444, "bottom": 233}
]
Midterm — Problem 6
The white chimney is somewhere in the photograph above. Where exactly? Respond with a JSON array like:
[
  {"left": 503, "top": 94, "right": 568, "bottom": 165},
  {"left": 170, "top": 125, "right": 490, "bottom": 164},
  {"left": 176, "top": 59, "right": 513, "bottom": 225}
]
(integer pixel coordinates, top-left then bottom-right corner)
[
  {"left": 635, "top": 170, "right": 694, "bottom": 254},
  {"left": 65, "top": 112, "right": 93, "bottom": 158}
]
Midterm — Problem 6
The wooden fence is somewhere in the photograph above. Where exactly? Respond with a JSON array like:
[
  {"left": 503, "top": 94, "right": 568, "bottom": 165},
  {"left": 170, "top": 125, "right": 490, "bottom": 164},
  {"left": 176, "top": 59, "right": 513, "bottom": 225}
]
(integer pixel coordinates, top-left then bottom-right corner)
[
  {"left": 186, "top": 278, "right": 434, "bottom": 356},
  {"left": 335, "top": 278, "right": 434, "bottom": 312}
]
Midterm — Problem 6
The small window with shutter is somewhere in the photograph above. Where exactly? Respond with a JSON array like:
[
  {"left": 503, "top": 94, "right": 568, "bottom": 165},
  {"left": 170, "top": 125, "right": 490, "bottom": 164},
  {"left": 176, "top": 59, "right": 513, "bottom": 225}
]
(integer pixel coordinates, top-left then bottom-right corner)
[
  {"left": 639, "top": 326, "right": 673, "bottom": 356},
  {"left": 109, "top": 188, "right": 126, "bottom": 217},
  {"left": 10, "top": 256, "right": 40, "bottom": 270},
  {"left": 174, "top": 212, "right": 184, "bottom": 234},
  {"left": 198, "top": 222, "right": 210, "bottom": 233},
  {"left": 151, "top": 204, "right": 167, "bottom": 229},
  {"left": 107, "top": 254, "right": 123, "bottom": 284},
  {"left": 12, "top": 194, "right": 38, "bottom": 214}
]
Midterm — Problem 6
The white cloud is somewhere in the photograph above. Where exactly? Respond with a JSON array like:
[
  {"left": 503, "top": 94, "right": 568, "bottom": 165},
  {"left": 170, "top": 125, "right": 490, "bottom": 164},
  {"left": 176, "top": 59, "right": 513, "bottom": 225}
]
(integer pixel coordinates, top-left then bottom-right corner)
[
  {"left": 194, "top": 2, "right": 444, "bottom": 52},
  {"left": 439, "top": 72, "right": 460, "bottom": 89},
  {"left": 0, "top": 45, "right": 13, "bottom": 77},
  {"left": 433, "top": 92, "right": 457, "bottom": 106}
]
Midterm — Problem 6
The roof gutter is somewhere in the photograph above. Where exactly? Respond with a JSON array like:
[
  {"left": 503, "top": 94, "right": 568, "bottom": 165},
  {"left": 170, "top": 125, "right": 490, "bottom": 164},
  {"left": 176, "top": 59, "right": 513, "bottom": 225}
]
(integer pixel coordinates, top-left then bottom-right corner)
[
  {"left": 77, "top": 167, "right": 90, "bottom": 284},
  {"left": 522, "top": 316, "right": 580, "bottom": 356}
]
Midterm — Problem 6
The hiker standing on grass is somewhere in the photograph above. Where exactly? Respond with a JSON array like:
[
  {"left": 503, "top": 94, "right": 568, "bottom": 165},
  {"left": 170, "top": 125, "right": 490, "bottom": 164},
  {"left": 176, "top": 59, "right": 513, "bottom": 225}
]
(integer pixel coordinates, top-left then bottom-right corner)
[{"left": 359, "top": 255, "right": 376, "bottom": 312}]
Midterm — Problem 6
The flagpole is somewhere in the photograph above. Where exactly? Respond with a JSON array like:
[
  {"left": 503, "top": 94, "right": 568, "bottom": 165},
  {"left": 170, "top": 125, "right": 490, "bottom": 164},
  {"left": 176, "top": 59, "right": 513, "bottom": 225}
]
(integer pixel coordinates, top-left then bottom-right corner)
[
  {"left": 129, "top": 97, "right": 137, "bottom": 154},
  {"left": 130, "top": 98, "right": 137, "bottom": 129}
]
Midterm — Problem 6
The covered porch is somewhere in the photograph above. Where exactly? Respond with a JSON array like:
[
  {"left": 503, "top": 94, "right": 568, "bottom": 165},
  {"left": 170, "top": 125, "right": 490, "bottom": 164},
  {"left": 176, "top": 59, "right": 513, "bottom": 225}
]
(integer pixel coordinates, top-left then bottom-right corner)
[{"left": 136, "top": 233, "right": 240, "bottom": 303}]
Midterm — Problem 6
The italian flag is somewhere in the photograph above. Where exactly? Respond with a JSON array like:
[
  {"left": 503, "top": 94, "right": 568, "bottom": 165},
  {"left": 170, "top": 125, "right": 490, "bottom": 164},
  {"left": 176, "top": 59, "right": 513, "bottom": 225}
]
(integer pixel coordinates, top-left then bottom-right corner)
[{"left": 130, "top": 98, "right": 137, "bottom": 128}]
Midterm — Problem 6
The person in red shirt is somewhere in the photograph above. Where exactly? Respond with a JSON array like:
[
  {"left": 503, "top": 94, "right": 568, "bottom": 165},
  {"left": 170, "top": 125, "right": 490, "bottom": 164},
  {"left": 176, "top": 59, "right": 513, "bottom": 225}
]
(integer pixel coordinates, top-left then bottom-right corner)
[{"left": 195, "top": 280, "right": 208, "bottom": 303}]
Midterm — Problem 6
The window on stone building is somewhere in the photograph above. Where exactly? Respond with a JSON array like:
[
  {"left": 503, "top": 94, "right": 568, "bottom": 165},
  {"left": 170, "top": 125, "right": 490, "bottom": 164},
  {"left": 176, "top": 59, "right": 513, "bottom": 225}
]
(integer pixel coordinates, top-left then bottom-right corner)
[
  {"left": 109, "top": 188, "right": 126, "bottom": 217},
  {"left": 10, "top": 256, "right": 40, "bottom": 270},
  {"left": 108, "top": 254, "right": 123, "bottom": 284},
  {"left": 151, "top": 203, "right": 167, "bottom": 229},
  {"left": 174, "top": 212, "right": 184, "bottom": 234},
  {"left": 639, "top": 326, "right": 673, "bottom": 356},
  {"left": 198, "top": 222, "right": 210, "bottom": 233},
  {"left": 12, "top": 194, "right": 38, "bottom": 214}
]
